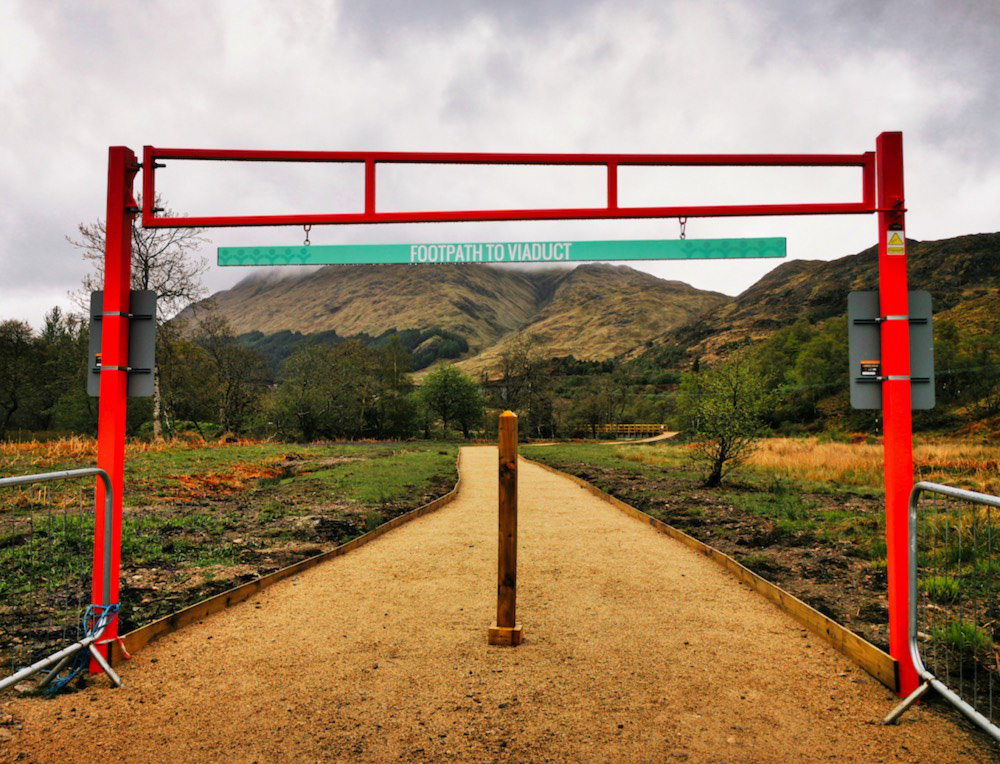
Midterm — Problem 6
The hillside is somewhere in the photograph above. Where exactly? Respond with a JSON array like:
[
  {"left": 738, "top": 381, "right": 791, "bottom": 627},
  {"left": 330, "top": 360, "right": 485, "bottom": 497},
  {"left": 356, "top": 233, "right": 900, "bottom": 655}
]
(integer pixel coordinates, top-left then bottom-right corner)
[
  {"left": 457, "top": 264, "right": 727, "bottom": 376},
  {"left": 179, "top": 265, "right": 560, "bottom": 354},
  {"left": 182, "top": 232, "right": 999, "bottom": 377},
  {"left": 182, "top": 263, "right": 730, "bottom": 372},
  {"left": 646, "top": 232, "right": 1000, "bottom": 362}
]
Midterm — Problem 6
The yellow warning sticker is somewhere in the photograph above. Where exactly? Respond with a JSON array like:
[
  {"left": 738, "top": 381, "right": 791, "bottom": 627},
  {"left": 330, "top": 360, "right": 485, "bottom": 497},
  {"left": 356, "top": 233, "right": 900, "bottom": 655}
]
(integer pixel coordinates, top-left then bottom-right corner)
[{"left": 887, "top": 230, "right": 905, "bottom": 255}]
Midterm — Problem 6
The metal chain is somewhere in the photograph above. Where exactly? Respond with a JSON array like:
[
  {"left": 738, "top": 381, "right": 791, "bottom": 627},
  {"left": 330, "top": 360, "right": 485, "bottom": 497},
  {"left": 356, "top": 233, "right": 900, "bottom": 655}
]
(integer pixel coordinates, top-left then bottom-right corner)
[
  {"left": 678, "top": 217, "right": 687, "bottom": 240},
  {"left": 303, "top": 224, "right": 312, "bottom": 247}
]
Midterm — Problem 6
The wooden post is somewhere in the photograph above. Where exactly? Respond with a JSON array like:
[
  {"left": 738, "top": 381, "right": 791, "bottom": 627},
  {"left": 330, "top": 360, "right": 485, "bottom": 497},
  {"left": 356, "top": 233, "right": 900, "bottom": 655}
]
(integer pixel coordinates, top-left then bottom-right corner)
[{"left": 489, "top": 411, "right": 523, "bottom": 646}]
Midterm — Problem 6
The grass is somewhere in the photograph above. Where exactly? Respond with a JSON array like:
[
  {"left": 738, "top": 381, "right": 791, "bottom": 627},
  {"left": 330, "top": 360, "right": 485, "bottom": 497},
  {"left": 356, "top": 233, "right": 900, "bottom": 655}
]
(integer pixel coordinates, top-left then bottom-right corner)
[
  {"left": 0, "top": 437, "right": 304, "bottom": 512},
  {"left": 522, "top": 438, "right": 898, "bottom": 569},
  {"left": 1, "top": 438, "right": 460, "bottom": 666},
  {"left": 932, "top": 620, "right": 993, "bottom": 654},
  {"left": 726, "top": 492, "right": 817, "bottom": 528},
  {"left": 920, "top": 506, "right": 1000, "bottom": 569},
  {"left": 923, "top": 575, "right": 961, "bottom": 604},
  {"left": 611, "top": 445, "right": 691, "bottom": 470},
  {"left": 289, "top": 447, "right": 457, "bottom": 505},
  {"left": 0, "top": 512, "right": 92, "bottom": 596},
  {"left": 748, "top": 437, "right": 1000, "bottom": 494},
  {"left": 528, "top": 436, "right": 999, "bottom": 503},
  {"left": 522, "top": 442, "right": 671, "bottom": 473},
  {"left": 737, "top": 552, "right": 783, "bottom": 575},
  {"left": 363, "top": 511, "right": 384, "bottom": 533},
  {"left": 866, "top": 538, "right": 888, "bottom": 564},
  {"left": 256, "top": 500, "right": 292, "bottom": 524},
  {"left": 529, "top": 436, "right": 999, "bottom": 495}
]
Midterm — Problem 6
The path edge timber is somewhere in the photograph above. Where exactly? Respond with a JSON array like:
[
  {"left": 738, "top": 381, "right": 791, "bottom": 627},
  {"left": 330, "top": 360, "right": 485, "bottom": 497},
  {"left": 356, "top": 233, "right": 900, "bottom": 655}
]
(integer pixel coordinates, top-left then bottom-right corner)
[
  {"left": 522, "top": 456, "right": 900, "bottom": 692},
  {"left": 109, "top": 450, "right": 464, "bottom": 663}
]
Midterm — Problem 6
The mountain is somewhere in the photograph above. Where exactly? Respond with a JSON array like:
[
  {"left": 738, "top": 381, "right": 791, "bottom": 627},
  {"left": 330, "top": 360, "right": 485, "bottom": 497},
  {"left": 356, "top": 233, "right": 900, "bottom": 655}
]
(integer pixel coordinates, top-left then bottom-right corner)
[
  {"left": 457, "top": 264, "right": 727, "bottom": 376},
  {"left": 179, "top": 265, "right": 560, "bottom": 354},
  {"left": 183, "top": 232, "right": 999, "bottom": 375},
  {"left": 180, "top": 263, "right": 731, "bottom": 373},
  {"left": 646, "top": 232, "right": 1000, "bottom": 362}
]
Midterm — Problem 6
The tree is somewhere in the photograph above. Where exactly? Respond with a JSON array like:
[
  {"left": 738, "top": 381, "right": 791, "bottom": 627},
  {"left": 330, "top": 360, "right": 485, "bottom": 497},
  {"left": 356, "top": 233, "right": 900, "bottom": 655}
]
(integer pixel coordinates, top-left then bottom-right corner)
[
  {"left": 269, "top": 341, "right": 381, "bottom": 441},
  {"left": 789, "top": 318, "right": 847, "bottom": 420},
  {"left": 194, "top": 316, "right": 270, "bottom": 434},
  {"left": 369, "top": 339, "right": 419, "bottom": 439},
  {"left": 569, "top": 379, "right": 608, "bottom": 438},
  {"left": 154, "top": 320, "right": 219, "bottom": 436},
  {"left": 69, "top": 195, "right": 209, "bottom": 317},
  {"left": 496, "top": 336, "right": 556, "bottom": 437},
  {"left": 38, "top": 308, "right": 96, "bottom": 433},
  {"left": 934, "top": 319, "right": 1000, "bottom": 421},
  {"left": 69, "top": 195, "right": 209, "bottom": 436},
  {"left": 679, "top": 354, "right": 773, "bottom": 487},
  {"left": 420, "top": 363, "right": 484, "bottom": 438},
  {"left": 0, "top": 320, "right": 40, "bottom": 439}
]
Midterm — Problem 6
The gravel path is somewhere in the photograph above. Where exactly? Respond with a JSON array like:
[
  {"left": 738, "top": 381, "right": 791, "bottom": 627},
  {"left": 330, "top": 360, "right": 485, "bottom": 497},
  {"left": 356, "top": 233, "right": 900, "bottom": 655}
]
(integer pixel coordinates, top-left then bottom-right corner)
[{"left": 1, "top": 446, "right": 994, "bottom": 762}]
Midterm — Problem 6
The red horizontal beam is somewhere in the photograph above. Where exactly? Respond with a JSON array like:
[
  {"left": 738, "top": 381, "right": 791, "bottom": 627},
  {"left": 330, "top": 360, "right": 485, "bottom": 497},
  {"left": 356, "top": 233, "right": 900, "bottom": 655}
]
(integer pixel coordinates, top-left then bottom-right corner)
[
  {"left": 142, "top": 145, "right": 877, "bottom": 229},
  {"left": 142, "top": 203, "right": 874, "bottom": 229},
  {"left": 147, "top": 146, "right": 872, "bottom": 167}
]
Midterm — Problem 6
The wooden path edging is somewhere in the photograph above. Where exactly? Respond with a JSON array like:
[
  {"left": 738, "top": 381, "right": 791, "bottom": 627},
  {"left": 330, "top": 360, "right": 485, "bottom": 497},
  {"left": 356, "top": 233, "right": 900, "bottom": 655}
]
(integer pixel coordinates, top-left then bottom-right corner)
[
  {"left": 523, "top": 456, "right": 900, "bottom": 692},
  {"left": 111, "top": 451, "right": 464, "bottom": 663}
]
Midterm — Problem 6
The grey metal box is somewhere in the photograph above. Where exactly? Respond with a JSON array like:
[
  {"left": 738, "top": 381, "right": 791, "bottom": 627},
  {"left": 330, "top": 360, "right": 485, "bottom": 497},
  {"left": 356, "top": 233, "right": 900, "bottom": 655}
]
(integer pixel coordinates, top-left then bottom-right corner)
[
  {"left": 87, "top": 290, "right": 157, "bottom": 397},
  {"left": 848, "top": 290, "right": 934, "bottom": 410}
]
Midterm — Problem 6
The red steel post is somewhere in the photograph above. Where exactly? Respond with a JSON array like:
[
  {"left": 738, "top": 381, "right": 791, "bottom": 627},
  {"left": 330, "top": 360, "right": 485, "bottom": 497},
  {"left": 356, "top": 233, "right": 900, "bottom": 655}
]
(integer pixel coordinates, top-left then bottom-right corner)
[
  {"left": 91, "top": 147, "right": 138, "bottom": 667},
  {"left": 876, "top": 132, "right": 917, "bottom": 696}
]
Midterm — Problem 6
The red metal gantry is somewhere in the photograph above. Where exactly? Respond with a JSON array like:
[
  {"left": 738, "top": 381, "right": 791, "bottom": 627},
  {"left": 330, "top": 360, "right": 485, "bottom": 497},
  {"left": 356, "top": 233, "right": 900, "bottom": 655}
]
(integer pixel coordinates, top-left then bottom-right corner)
[
  {"left": 94, "top": 136, "right": 914, "bottom": 695},
  {"left": 141, "top": 145, "right": 876, "bottom": 228}
]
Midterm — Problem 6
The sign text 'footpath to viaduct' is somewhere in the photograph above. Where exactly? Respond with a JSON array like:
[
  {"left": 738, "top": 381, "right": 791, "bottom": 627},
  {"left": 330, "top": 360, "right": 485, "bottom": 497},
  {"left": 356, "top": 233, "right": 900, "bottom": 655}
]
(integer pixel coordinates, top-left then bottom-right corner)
[{"left": 217, "top": 238, "right": 786, "bottom": 266}]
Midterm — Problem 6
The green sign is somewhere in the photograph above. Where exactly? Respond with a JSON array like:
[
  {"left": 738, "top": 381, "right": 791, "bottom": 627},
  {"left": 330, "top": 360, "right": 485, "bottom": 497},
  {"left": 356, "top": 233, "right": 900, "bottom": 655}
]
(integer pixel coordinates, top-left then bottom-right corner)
[{"left": 218, "top": 238, "right": 785, "bottom": 266}]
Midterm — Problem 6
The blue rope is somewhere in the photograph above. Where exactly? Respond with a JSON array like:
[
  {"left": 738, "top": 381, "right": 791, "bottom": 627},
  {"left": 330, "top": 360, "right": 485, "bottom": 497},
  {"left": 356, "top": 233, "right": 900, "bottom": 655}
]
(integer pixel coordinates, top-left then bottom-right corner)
[{"left": 41, "top": 604, "right": 120, "bottom": 695}]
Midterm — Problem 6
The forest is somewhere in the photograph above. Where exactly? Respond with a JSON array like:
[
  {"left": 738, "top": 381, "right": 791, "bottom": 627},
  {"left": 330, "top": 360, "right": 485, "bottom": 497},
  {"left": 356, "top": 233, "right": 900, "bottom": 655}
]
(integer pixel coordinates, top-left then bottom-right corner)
[{"left": 1, "top": 304, "right": 996, "bottom": 443}]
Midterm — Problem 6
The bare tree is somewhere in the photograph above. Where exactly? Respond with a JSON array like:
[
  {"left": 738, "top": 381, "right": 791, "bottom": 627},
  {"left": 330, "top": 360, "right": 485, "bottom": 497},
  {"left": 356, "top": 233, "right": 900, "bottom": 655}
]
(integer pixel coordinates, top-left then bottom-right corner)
[{"left": 68, "top": 195, "right": 210, "bottom": 436}]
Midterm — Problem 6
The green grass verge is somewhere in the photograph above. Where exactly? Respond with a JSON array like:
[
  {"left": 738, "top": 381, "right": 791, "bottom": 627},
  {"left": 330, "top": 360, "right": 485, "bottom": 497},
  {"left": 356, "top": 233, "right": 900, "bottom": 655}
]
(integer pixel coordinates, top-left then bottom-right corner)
[
  {"left": 1, "top": 440, "right": 460, "bottom": 655},
  {"left": 522, "top": 440, "right": 888, "bottom": 563},
  {"left": 290, "top": 446, "right": 457, "bottom": 505}
]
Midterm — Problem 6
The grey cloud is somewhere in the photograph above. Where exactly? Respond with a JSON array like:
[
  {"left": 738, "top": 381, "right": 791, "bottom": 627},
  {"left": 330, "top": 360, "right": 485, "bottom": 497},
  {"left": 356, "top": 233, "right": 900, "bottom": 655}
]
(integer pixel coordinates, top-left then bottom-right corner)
[
  {"left": 338, "top": 0, "right": 609, "bottom": 50},
  {"left": 2, "top": 0, "right": 998, "bottom": 330}
]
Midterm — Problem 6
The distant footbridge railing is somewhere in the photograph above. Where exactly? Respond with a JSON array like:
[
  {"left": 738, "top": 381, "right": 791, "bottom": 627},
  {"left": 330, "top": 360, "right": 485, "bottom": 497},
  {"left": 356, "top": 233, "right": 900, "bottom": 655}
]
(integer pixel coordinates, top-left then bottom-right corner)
[{"left": 597, "top": 424, "right": 670, "bottom": 439}]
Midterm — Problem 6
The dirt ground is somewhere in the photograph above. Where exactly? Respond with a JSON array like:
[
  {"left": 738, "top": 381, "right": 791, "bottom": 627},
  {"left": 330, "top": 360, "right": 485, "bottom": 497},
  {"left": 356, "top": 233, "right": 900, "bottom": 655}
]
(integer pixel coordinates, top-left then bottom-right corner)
[{"left": 1, "top": 446, "right": 995, "bottom": 762}]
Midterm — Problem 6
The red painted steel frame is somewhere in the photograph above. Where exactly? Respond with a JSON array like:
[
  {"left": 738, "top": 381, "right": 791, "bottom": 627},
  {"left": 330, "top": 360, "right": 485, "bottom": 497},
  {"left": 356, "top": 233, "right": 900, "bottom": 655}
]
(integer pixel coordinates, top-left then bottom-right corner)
[
  {"left": 141, "top": 146, "right": 876, "bottom": 228},
  {"left": 92, "top": 147, "right": 138, "bottom": 669},
  {"left": 94, "top": 137, "right": 913, "bottom": 696},
  {"left": 876, "top": 133, "right": 917, "bottom": 695}
]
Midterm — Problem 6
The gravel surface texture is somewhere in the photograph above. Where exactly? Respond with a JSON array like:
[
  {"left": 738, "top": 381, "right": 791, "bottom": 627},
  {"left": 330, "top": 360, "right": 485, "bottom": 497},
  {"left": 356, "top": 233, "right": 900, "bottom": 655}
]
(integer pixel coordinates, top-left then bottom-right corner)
[{"left": 1, "top": 446, "right": 995, "bottom": 762}]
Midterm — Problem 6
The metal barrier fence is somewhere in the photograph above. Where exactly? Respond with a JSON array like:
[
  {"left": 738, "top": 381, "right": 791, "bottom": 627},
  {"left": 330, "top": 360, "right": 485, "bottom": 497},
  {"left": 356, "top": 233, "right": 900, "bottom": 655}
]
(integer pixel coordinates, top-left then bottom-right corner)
[
  {"left": 885, "top": 481, "right": 1000, "bottom": 742},
  {"left": 0, "top": 469, "right": 113, "bottom": 688}
]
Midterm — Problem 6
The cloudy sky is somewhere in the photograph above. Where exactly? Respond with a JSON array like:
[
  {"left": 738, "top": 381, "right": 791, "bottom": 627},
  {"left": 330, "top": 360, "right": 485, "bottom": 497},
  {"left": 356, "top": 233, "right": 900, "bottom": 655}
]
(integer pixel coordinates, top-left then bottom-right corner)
[{"left": 2, "top": 0, "right": 998, "bottom": 328}]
